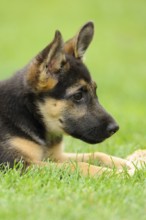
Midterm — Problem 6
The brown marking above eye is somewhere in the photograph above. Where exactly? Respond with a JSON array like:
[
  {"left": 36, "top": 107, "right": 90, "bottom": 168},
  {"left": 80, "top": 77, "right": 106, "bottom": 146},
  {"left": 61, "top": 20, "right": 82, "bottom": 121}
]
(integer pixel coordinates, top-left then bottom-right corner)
[{"left": 66, "top": 80, "right": 89, "bottom": 97}]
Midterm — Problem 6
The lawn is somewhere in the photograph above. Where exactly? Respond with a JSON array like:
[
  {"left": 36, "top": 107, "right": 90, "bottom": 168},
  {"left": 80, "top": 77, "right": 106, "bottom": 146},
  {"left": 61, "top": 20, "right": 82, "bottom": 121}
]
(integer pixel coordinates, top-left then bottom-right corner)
[{"left": 0, "top": 0, "right": 146, "bottom": 219}]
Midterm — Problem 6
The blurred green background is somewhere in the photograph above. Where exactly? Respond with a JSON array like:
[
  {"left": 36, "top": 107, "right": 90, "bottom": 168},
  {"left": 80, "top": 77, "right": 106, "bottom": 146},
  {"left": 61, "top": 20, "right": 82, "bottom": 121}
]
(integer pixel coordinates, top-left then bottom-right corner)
[
  {"left": 0, "top": 0, "right": 146, "bottom": 155},
  {"left": 0, "top": 1, "right": 146, "bottom": 220}
]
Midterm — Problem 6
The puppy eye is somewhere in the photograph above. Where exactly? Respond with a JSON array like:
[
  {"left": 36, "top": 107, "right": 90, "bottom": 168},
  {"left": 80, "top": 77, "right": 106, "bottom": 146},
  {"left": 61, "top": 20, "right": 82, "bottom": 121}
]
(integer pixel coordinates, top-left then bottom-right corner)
[{"left": 73, "top": 92, "right": 83, "bottom": 102}]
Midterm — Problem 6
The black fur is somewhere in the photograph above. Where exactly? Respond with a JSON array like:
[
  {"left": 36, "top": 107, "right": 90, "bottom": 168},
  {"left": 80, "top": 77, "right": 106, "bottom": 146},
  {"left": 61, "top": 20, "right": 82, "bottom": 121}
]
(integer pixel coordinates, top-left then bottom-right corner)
[{"left": 0, "top": 23, "right": 119, "bottom": 167}]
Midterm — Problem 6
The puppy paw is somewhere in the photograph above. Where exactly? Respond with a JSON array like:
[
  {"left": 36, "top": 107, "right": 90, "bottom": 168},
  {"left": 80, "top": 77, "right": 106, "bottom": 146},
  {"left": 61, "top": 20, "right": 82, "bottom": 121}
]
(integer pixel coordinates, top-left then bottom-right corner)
[{"left": 126, "top": 149, "right": 146, "bottom": 170}]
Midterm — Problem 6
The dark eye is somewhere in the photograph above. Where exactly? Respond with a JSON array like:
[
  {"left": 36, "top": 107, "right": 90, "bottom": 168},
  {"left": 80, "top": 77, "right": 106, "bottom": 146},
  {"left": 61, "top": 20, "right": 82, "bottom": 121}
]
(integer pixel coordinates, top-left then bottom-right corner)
[{"left": 73, "top": 92, "right": 83, "bottom": 102}]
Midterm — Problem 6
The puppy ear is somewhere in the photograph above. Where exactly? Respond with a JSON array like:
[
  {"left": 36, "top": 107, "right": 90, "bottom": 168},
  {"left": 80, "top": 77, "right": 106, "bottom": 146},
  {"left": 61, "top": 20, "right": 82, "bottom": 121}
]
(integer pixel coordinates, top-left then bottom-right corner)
[
  {"left": 64, "top": 21, "right": 94, "bottom": 59},
  {"left": 36, "top": 30, "right": 65, "bottom": 72},
  {"left": 27, "top": 31, "right": 66, "bottom": 92}
]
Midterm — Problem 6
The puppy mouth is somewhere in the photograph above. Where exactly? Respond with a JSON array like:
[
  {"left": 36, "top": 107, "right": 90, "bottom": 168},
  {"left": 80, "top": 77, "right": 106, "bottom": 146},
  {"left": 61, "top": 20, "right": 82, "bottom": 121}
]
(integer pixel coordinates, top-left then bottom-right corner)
[
  {"left": 79, "top": 136, "right": 106, "bottom": 144},
  {"left": 59, "top": 120, "right": 117, "bottom": 144},
  {"left": 66, "top": 129, "right": 108, "bottom": 144}
]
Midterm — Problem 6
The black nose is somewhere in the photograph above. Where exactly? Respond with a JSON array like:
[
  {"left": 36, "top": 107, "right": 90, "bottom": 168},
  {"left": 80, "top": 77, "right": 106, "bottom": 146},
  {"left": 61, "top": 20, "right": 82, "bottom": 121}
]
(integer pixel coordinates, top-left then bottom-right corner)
[{"left": 106, "top": 123, "right": 119, "bottom": 136}]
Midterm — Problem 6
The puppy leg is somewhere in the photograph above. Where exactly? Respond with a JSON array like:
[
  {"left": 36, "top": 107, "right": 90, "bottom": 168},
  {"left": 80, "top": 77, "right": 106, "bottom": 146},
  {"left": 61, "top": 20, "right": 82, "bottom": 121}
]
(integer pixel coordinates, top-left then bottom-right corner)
[
  {"left": 31, "top": 160, "right": 112, "bottom": 177},
  {"left": 57, "top": 152, "right": 132, "bottom": 170}
]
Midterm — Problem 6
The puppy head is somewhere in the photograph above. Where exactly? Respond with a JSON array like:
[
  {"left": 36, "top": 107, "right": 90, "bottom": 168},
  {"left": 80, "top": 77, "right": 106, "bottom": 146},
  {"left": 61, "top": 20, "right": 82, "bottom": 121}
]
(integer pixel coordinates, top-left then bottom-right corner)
[{"left": 26, "top": 22, "right": 119, "bottom": 144}]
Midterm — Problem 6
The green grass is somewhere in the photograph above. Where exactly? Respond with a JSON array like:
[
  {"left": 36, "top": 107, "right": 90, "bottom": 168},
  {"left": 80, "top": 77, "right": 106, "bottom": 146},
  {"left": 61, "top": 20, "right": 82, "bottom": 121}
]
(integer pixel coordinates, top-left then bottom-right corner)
[
  {"left": 0, "top": 166, "right": 146, "bottom": 220},
  {"left": 0, "top": 0, "right": 146, "bottom": 219}
]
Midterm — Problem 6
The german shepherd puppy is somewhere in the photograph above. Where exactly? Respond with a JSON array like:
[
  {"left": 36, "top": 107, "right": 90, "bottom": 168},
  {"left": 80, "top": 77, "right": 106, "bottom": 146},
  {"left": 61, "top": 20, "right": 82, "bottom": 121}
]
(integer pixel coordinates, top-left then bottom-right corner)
[{"left": 0, "top": 22, "right": 133, "bottom": 176}]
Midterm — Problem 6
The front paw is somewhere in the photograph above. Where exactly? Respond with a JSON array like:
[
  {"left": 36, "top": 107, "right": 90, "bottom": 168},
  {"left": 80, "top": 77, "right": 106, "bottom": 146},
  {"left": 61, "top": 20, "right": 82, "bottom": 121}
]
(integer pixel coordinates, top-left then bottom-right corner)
[{"left": 126, "top": 149, "right": 146, "bottom": 169}]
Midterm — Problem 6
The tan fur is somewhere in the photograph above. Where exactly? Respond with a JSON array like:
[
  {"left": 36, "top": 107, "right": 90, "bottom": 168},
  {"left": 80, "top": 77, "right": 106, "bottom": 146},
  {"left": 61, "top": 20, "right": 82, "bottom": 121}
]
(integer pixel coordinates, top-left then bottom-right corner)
[
  {"left": 74, "top": 162, "right": 111, "bottom": 176},
  {"left": 37, "top": 93, "right": 87, "bottom": 131},
  {"left": 36, "top": 79, "right": 103, "bottom": 137},
  {"left": 10, "top": 136, "right": 130, "bottom": 169},
  {"left": 9, "top": 137, "right": 64, "bottom": 162},
  {"left": 9, "top": 136, "right": 112, "bottom": 176},
  {"left": 26, "top": 31, "right": 69, "bottom": 92},
  {"left": 37, "top": 79, "right": 94, "bottom": 125},
  {"left": 10, "top": 137, "right": 46, "bottom": 162},
  {"left": 64, "top": 38, "right": 75, "bottom": 56},
  {"left": 26, "top": 61, "right": 58, "bottom": 92},
  {"left": 37, "top": 98, "right": 67, "bottom": 134},
  {"left": 56, "top": 152, "right": 132, "bottom": 170},
  {"left": 36, "top": 68, "right": 57, "bottom": 92},
  {"left": 126, "top": 149, "right": 146, "bottom": 169},
  {"left": 66, "top": 80, "right": 88, "bottom": 96},
  {"left": 31, "top": 160, "right": 111, "bottom": 177},
  {"left": 26, "top": 61, "right": 70, "bottom": 92},
  {"left": 47, "top": 143, "right": 64, "bottom": 161},
  {"left": 63, "top": 162, "right": 111, "bottom": 176},
  {"left": 9, "top": 136, "right": 145, "bottom": 176}
]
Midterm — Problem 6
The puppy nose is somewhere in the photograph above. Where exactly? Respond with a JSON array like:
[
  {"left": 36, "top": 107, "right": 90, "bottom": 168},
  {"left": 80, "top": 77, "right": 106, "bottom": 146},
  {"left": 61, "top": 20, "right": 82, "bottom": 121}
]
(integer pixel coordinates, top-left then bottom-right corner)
[{"left": 107, "top": 123, "right": 119, "bottom": 136}]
